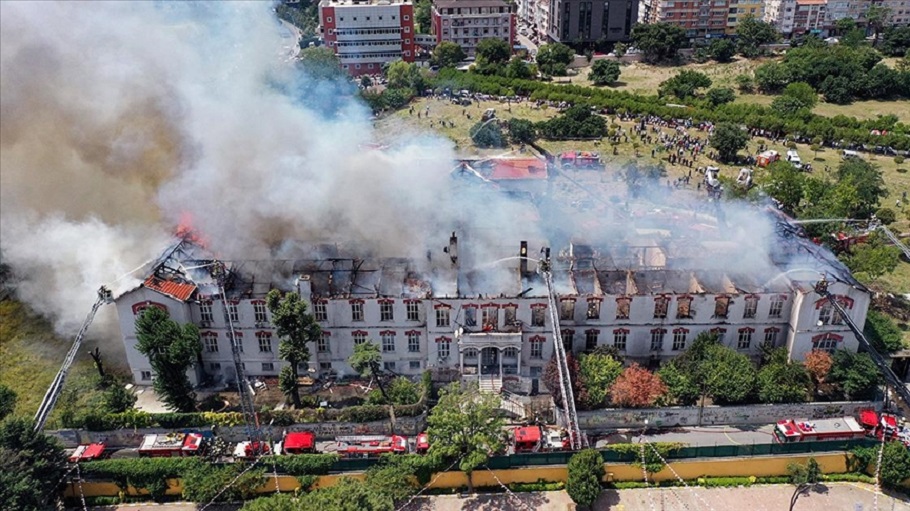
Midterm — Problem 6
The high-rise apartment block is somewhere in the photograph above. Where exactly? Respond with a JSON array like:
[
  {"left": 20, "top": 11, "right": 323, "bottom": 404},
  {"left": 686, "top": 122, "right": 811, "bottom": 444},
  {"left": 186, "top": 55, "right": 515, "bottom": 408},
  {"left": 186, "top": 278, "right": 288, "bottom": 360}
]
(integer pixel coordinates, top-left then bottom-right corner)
[
  {"left": 544, "top": 0, "right": 639, "bottom": 43},
  {"left": 320, "top": 0, "right": 416, "bottom": 76},
  {"left": 431, "top": 0, "right": 515, "bottom": 57}
]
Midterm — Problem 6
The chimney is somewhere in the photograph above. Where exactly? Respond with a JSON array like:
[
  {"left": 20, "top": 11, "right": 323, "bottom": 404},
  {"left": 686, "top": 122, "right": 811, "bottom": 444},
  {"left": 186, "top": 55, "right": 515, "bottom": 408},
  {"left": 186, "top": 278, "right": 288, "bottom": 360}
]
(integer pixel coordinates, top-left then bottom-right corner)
[
  {"left": 519, "top": 241, "right": 529, "bottom": 278},
  {"left": 295, "top": 275, "right": 312, "bottom": 304},
  {"left": 444, "top": 231, "right": 458, "bottom": 266}
]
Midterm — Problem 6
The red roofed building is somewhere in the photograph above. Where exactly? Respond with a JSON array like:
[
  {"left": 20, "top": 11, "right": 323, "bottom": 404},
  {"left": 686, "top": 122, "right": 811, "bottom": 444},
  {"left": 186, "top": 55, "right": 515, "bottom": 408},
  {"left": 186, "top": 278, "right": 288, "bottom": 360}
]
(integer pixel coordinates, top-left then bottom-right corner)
[
  {"left": 484, "top": 157, "right": 549, "bottom": 195},
  {"left": 143, "top": 275, "right": 197, "bottom": 302}
]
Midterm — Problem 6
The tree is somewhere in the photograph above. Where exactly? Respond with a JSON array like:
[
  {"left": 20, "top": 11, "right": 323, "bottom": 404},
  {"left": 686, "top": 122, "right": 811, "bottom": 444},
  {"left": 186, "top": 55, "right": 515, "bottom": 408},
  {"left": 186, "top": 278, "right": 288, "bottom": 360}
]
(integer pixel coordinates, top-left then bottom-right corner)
[
  {"left": 754, "top": 62, "right": 792, "bottom": 93},
  {"left": 828, "top": 350, "right": 881, "bottom": 399},
  {"left": 735, "top": 73, "right": 755, "bottom": 92},
  {"left": 267, "top": 289, "right": 321, "bottom": 408},
  {"left": 699, "top": 344, "right": 757, "bottom": 404},
  {"left": 657, "top": 360, "right": 700, "bottom": 406},
  {"left": 710, "top": 122, "right": 749, "bottom": 163},
  {"left": 577, "top": 352, "right": 623, "bottom": 409},
  {"left": 368, "top": 376, "right": 420, "bottom": 405},
  {"left": 610, "top": 364, "right": 667, "bottom": 408},
  {"left": 757, "top": 361, "right": 810, "bottom": 403},
  {"left": 504, "top": 57, "right": 533, "bottom": 79},
  {"left": 536, "top": 43, "right": 575, "bottom": 76},
  {"left": 349, "top": 341, "right": 390, "bottom": 402},
  {"left": 613, "top": 42, "right": 628, "bottom": 57},
  {"left": 0, "top": 385, "right": 16, "bottom": 421},
  {"left": 880, "top": 440, "right": 910, "bottom": 487},
  {"left": 475, "top": 38, "right": 511, "bottom": 74},
  {"left": 631, "top": 22, "right": 687, "bottom": 63},
  {"left": 620, "top": 160, "right": 665, "bottom": 197},
  {"left": 589, "top": 59, "right": 621, "bottom": 85},
  {"left": 182, "top": 463, "right": 266, "bottom": 503},
  {"left": 103, "top": 383, "right": 137, "bottom": 414},
  {"left": 300, "top": 477, "right": 393, "bottom": 511},
  {"left": 89, "top": 346, "right": 105, "bottom": 378},
  {"left": 134, "top": 307, "right": 201, "bottom": 412},
  {"left": 866, "top": 4, "right": 892, "bottom": 47},
  {"left": 706, "top": 87, "right": 736, "bottom": 106},
  {"left": 787, "top": 457, "right": 821, "bottom": 511},
  {"left": 297, "top": 46, "right": 345, "bottom": 81},
  {"left": 759, "top": 161, "right": 807, "bottom": 213},
  {"left": 469, "top": 120, "right": 506, "bottom": 148},
  {"left": 736, "top": 15, "right": 779, "bottom": 57},
  {"left": 364, "top": 455, "right": 423, "bottom": 504},
  {"left": 0, "top": 417, "right": 67, "bottom": 511},
  {"left": 820, "top": 75, "right": 854, "bottom": 104},
  {"left": 844, "top": 234, "right": 902, "bottom": 281},
  {"left": 804, "top": 350, "right": 833, "bottom": 389},
  {"left": 658, "top": 70, "right": 712, "bottom": 99},
  {"left": 415, "top": 0, "right": 432, "bottom": 34},
  {"left": 240, "top": 494, "right": 299, "bottom": 511},
  {"left": 876, "top": 207, "right": 897, "bottom": 225},
  {"left": 709, "top": 38, "right": 736, "bottom": 62},
  {"left": 543, "top": 353, "right": 588, "bottom": 409},
  {"left": 881, "top": 26, "right": 910, "bottom": 57},
  {"left": 426, "top": 382, "right": 504, "bottom": 492},
  {"left": 772, "top": 82, "right": 818, "bottom": 115},
  {"left": 864, "top": 310, "right": 904, "bottom": 353},
  {"left": 837, "top": 158, "right": 887, "bottom": 217},
  {"left": 434, "top": 41, "right": 466, "bottom": 68},
  {"left": 507, "top": 118, "right": 537, "bottom": 144},
  {"left": 386, "top": 61, "right": 426, "bottom": 91},
  {"left": 566, "top": 449, "right": 604, "bottom": 509}
]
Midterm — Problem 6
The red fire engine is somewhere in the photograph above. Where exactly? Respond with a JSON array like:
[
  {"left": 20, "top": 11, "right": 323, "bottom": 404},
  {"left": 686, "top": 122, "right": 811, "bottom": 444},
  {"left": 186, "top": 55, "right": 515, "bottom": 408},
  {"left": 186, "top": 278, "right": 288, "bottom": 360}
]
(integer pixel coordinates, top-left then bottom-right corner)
[
  {"left": 513, "top": 426, "right": 570, "bottom": 453},
  {"left": 326, "top": 435, "right": 409, "bottom": 458},
  {"left": 68, "top": 443, "right": 107, "bottom": 463},
  {"left": 858, "top": 410, "right": 900, "bottom": 441},
  {"left": 280, "top": 431, "right": 316, "bottom": 455},
  {"left": 138, "top": 433, "right": 206, "bottom": 458},
  {"left": 773, "top": 417, "right": 866, "bottom": 443},
  {"left": 233, "top": 441, "right": 271, "bottom": 459},
  {"left": 559, "top": 151, "right": 602, "bottom": 170},
  {"left": 415, "top": 432, "right": 430, "bottom": 455}
]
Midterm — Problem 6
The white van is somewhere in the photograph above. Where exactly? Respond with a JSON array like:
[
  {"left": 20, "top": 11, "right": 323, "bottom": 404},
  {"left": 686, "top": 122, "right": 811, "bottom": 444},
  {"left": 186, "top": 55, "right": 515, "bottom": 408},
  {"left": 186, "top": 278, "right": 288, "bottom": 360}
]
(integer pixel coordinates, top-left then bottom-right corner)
[
  {"left": 842, "top": 149, "right": 861, "bottom": 159},
  {"left": 786, "top": 150, "right": 801, "bottom": 168}
]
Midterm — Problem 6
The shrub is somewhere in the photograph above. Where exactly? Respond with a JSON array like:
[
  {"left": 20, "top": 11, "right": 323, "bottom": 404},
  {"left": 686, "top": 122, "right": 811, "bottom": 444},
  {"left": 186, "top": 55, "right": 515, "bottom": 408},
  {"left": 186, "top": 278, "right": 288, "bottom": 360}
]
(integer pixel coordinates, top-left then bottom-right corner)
[
  {"left": 263, "top": 454, "right": 338, "bottom": 476},
  {"left": 896, "top": 156, "right": 906, "bottom": 164},
  {"left": 567, "top": 449, "right": 605, "bottom": 507},
  {"left": 509, "top": 480, "right": 565, "bottom": 492}
]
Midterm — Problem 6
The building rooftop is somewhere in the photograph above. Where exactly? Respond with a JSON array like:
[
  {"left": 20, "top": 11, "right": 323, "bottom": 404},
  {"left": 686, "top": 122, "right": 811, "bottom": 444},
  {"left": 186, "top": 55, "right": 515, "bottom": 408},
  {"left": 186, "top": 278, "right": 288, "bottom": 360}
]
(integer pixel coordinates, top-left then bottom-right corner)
[
  {"left": 320, "top": 0, "right": 412, "bottom": 6},
  {"left": 434, "top": 0, "right": 511, "bottom": 9}
]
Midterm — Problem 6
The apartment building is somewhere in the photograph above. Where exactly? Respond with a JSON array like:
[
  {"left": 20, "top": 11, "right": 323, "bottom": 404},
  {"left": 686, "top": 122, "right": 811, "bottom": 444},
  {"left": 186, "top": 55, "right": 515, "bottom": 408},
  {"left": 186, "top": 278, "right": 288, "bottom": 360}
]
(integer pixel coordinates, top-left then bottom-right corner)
[
  {"left": 116, "top": 224, "right": 869, "bottom": 393},
  {"left": 767, "top": 0, "right": 909, "bottom": 36},
  {"left": 653, "top": 0, "right": 730, "bottom": 39},
  {"left": 725, "top": 0, "right": 763, "bottom": 34},
  {"left": 431, "top": 0, "right": 515, "bottom": 57},
  {"left": 541, "top": 0, "right": 638, "bottom": 43},
  {"left": 320, "top": 0, "right": 416, "bottom": 76}
]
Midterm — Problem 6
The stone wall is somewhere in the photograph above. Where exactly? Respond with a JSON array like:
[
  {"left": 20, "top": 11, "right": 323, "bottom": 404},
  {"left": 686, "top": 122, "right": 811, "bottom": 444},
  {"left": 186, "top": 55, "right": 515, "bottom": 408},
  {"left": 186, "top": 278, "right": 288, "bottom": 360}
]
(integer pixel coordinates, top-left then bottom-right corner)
[
  {"left": 48, "top": 414, "right": 427, "bottom": 448},
  {"left": 563, "top": 401, "right": 881, "bottom": 433}
]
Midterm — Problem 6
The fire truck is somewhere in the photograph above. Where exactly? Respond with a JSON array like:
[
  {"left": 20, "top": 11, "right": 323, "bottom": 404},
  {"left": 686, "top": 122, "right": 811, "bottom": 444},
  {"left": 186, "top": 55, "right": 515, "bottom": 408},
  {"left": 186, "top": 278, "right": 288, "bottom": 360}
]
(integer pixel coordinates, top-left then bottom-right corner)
[
  {"left": 68, "top": 443, "right": 107, "bottom": 463},
  {"left": 279, "top": 431, "right": 316, "bottom": 455},
  {"left": 858, "top": 409, "right": 900, "bottom": 441},
  {"left": 325, "top": 435, "right": 409, "bottom": 458},
  {"left": 773, "top": 417, "right": 866, "bottom": 443},
  {"left": 513, "top": 426, "right": 570, "bottom": 453},
  {"left": 415, "top": 432, "right": 430, "bottom": 455},
  {"left": 559, "top": 151, "right": 602, "bottom": 170},
  {"left": 233, "top": 441, "right": 271, "bottom": 459},
  {"left": 138, "top": 433, "right": 206, "bottom": 458}
]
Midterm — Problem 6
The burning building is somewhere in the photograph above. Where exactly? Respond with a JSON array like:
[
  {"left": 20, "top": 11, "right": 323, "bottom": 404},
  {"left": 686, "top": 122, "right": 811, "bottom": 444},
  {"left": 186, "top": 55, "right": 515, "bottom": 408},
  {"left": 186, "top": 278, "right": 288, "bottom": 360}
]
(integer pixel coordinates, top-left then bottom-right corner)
[{"left": 114, "top": 208, "right": 870, "bottom": 393}]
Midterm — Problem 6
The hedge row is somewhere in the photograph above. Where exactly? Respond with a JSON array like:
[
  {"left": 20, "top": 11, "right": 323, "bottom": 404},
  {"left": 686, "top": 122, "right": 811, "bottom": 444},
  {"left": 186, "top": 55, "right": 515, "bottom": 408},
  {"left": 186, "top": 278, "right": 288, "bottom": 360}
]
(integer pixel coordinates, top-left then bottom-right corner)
[
  {"left": 430, "top": 70, "right": 910, "bottom": 151},
  {"left": 76, "top": 403, "right": 425, "bottom": 431}
]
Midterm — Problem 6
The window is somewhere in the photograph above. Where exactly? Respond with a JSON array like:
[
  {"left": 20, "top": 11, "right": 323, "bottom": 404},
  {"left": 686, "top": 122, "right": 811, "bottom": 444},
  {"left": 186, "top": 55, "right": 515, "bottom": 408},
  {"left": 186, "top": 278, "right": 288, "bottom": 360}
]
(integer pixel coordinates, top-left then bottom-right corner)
[
  {"left": 560, "top": 299, "right": 576, "bottom": 321},
  {"left": 209, "top": 362, "right": 221, "bottom": 371},
  {"left": 406, "top": 301, "right": 419, "bottom": 322},
  {"left": 764, "top": 328, "right": 779, "bottom": 347},
  {"left": 818, "top": 303, "right": 843, "bottom": 325},
  {"left": 613, "top": 329, "right": 628, "bottom": 351},
  {"left": 409, "top": 361, "right": 421, "bottom": 370},
  {"left": 672, "top": 329, "right": 688, "bottom": 351},
  {"left": 408, "top": 332, "right": 420, "bottom": 353},
  {"left": 404, "top": 14, "right": 410, "bottom": 20},
  {"left": 714, "top": 296, "right": 730, "bottom": 318},
  {"left": 262, "top": 362, "right": 275, "bottom": 372},
  {"left": 353, "top": 331, "right": 367, "bottom": 345},
  {"left": 326, "top": 16, "right": 333, "bottom": 22},
  {"left": 253, "top": 301, "right": 268, "bottom": 324},
  {"left": 504, "top": 347, "right": 518, "bottom": 358},
  {"left": 200, "top": 301, "right": 214, "bottom": 323},
  {"left": 651, "top": 329, "right": 666, "bottom": 351},
  {"left": 384, "top": 361, "right": 396, "bottom": 371},
  {"left": 464, "top": 306, "right": 477, "bottom": 327},
  {"left": 711, "top": 328, "right": 727, "bottom": 344},
  {"left": 531, "top": 305, "right": 546, "bottom": 326},
  {"left": 230, "top": 332, "right": 243, "bottom": 353},
  {"left": 380, "top": 301, "right": 394, "bottom": 322},
  {"left": 320, "top": 362, "right": 332, "bottom": 371},
  {"left": 437, "top": 337, "right": 451, "bottom": 359},
  {"left": 482, "top": 305, "right": 499, "bottom": 330},
  {"left": 812, "top": 333, "right": 841, "bottom": 353},
  {"left": 318, "top": 332, "right": 330, "bottom": 353},
  {"left": 587, "top": 299, "right": 601, "bottom": 320},
  {"left": 743, "top": 296, "right": 759, "bottom": 319},
  {"left": 616, "top": 297, "right": 631, "bottom": 320},
  {"left": 140, "top": 370, "right": 152, "bottom": 381},
  {"left": 436, "top": 307, "right": 451, "bottom": 327},
  {"left": 676, "top": 296, "right": 692, "bottom": 319},
  {"left": 203, "top": 333, "right": 218, "bottom": 353},
  {"left": 737, "top": 328, "right": 753, "bottom": 349},
  {"left": 382, "top": 332, "right": 396, "bottom": 352},
  {"left": 561, "top": 330, "right": 574, "bottom": 351},
  {"left": 351, "top": 301, "right": 364, "bottom": 322},
  {"left": 257, "top": 332, "right": 273, "bottom": 353},
  {"left": 504, "top": 304, "right": 517, "bottom": 325},
  {"left": 530, "top": 336, "right": 544, "bottom": 359},
  {"left": 464, "top": 348, "right": 478, "bottom": 358},
  {"left": 228, "top": 301, "right": 239, "bottom": 323},
  {"left": 654, "top": 297, "right": 669, "bottom": 319},
  {"left": 314, "top": 301, "right": 327, "bottom": 321},
  {"left": 585, "top": 330, "right": 599, "bottom": 351},
  {"left": 133, "top": 301, "right": 167, "bottom": 317}
]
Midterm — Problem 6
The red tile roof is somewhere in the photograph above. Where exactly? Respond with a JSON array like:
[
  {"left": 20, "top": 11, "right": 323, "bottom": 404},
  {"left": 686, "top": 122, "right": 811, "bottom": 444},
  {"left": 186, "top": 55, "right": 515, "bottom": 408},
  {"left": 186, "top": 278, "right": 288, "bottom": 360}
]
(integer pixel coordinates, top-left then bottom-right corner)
[
  {"left": 143, "top": 275, "right": 197, "bottom": 302},
  {"left": 488, "top": 158, "right": 548, "bottom": 180}
]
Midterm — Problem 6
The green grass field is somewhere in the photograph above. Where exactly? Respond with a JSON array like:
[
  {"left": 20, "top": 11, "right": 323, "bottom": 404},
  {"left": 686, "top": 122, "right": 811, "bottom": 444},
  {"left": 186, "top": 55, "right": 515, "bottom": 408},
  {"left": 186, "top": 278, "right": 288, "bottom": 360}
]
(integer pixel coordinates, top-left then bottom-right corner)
[{"left": 0, "top": 300, "right": 107, "bottom": 426}]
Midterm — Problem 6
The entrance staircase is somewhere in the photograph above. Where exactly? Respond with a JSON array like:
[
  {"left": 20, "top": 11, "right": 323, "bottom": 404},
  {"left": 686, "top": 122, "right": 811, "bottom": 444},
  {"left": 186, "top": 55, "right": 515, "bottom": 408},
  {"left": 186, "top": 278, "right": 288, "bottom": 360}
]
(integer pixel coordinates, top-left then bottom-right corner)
[{"left": 478, "top": 375, "right": 503, "bottom": 393}]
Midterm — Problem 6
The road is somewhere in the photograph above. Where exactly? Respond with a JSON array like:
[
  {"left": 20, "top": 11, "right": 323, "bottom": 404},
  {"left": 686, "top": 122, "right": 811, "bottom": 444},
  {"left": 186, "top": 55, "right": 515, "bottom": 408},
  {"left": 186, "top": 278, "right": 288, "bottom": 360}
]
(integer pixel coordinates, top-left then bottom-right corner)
[{"left": 516, "top": 32, "right": 538, "bottom": 56}]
